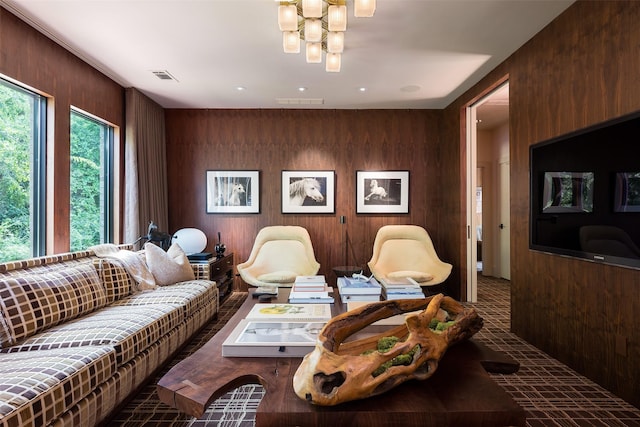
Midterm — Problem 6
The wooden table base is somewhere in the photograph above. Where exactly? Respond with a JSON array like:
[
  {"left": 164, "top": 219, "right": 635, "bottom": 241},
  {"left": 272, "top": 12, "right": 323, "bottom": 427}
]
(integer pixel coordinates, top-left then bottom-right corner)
[{"left": 157, "top": 292, "right": 525, "bottom": 427}]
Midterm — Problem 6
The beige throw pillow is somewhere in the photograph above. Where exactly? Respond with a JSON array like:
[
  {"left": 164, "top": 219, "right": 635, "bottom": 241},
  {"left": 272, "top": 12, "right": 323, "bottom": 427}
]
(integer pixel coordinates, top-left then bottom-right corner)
[{"left": 145, "top": 242, "right": 195, "bottom": 286}]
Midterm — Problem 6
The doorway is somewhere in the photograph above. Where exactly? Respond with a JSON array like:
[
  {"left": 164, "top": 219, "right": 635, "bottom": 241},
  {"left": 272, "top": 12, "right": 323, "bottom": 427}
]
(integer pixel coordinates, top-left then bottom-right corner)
[{"left": 465, "top": 82, "right": 510, "bottom": 302}]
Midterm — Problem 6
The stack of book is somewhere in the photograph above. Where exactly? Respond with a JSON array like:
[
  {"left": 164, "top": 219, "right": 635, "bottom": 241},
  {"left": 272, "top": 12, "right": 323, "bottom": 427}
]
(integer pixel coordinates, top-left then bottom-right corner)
[
  {"left": 379, "top": 277, "right": 425, "bottom": 300},
  {"left": 222, "top": 303, "right": 331, "bottom": 357},
  {"left": 336, "top": 276, "right": 382, "bottom": 303},
  {"left": 289, "top": 275, "right": 334, "bottom": 304}
]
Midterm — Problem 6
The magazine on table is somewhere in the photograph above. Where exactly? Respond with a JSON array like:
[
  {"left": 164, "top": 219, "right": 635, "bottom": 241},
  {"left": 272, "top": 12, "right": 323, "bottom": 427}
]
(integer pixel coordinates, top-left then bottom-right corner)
[
  {"left": 245, "top": 303, "right": 332, "bottom": 321},
  {"left": 222, "top": 319, "right": 325, "bottom": 357}
]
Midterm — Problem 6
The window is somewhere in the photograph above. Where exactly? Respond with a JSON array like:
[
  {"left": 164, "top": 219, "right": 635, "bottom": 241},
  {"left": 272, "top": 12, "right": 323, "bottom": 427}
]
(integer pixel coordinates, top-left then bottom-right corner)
[
  {"left": 69, "top": 109, "right": 114, "bottom": 251},
  {"left": 0, "top": 78, "right": 46, "bottom": 262}
]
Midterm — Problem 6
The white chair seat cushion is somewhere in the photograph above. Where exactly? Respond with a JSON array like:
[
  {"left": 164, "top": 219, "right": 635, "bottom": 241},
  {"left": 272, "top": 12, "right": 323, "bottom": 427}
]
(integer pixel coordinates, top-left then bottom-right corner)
[
  {"left": 388, "top": 270, "right": 434, "bottom": 283},
  {"left": 258, "top": 271, "right": 298, "bottom": 283}
]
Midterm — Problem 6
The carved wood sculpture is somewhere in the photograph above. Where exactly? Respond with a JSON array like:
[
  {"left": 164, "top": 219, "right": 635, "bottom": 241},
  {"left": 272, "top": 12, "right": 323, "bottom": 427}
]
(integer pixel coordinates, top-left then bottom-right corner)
[{"left": 293, "top": 293, "right": 484, "bottom": 406}]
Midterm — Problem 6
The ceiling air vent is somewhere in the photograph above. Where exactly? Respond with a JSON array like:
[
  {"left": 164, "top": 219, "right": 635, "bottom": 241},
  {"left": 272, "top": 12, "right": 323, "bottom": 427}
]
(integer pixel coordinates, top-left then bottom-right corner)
[
  {"left": 151, "top": 70, "right": 178, "bottom": 82},
  {"left": 276, "top": 98, "right": 324, "bottom": 105}
]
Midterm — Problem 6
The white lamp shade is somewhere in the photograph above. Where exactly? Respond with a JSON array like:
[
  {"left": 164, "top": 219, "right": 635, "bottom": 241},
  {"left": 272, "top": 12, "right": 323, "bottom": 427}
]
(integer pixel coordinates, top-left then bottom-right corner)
[
  {"left": 283, "top": 31, "right": 300, "bottom": 53},
  {"left": 328, "top": 5, "right": 347, "bottom": 32},
  {"left": 278, "top": 5, "right": 298, "bottom": 31},
  {"left": 326, "top": 52, "right": 341, "bottom": 72},
  {"left": 327, "top": 31, "right": 344, "bottom": 53},
  {"left": 306, "top": 42, "right": 322, "bottom": 63},
  {"left": 302, "top": 0, "right": 322, "bottom": 18},
  {"left": 304, "top": 18, "right": 322, "bottom": 43},
  {"left": 354, "top": 0, "right": 376, "bottom": 17},
  {"left": 172, "top": 228, "right": 207, "bottom": 255}
]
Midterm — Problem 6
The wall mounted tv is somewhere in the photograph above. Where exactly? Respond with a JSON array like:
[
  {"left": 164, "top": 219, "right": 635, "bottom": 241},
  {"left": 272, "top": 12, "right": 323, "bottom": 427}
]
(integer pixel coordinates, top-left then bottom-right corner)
[{"left": 530, "top": 110, "right": 640, "bottom": 270}]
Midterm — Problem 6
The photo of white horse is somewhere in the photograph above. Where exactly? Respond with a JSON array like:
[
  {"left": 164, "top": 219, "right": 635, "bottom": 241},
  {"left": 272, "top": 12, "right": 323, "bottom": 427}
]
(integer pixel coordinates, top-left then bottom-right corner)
[
  {"left": 213, "top": 179, "right": 248, "bottom": 206},
  {"left": 289, "top": 178, "right": 325, "bottom": 206},
  {"left": 364, "top": 179, "right": 388, "bottom": 201}
]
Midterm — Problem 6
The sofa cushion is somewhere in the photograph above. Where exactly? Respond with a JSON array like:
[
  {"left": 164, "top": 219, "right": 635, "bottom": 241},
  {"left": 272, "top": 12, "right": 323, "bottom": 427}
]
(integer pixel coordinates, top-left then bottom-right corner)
[
  {"left": 0, "top": 263, "right": 107, "bottom": 348},
  {"left": 0, "top": 304, "right": 183, "bottom": 365},
  {"left": 145, "top": 243, "right": 195, "bottom": 286},
  {"left": 93, "top": 258, "right": 135, "bottom": 303},
  {"left": 110, "top": 280, "right": 217, "bottom": 319},
  {"left": 0, "top": 346, "right": 116, "bottom": 427}
]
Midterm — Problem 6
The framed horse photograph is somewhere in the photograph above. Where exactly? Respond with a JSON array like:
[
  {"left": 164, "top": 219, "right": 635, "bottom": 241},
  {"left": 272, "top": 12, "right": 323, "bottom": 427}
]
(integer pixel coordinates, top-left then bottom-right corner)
[
  {"left": 206, "top": 170, "right": 260, "bottom": 214},
  {"left": 281, "top": 170, "right": 335, "bottom": 214},
  {"left": 356, "top": 170, "right": 409, "bottom": 214}
]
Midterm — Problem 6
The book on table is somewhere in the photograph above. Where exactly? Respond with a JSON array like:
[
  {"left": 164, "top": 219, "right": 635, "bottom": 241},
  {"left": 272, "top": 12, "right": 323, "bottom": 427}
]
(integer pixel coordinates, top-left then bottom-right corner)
[
  {"left": 340, "top": 294, "right": 381, "bottom": 303},
  {"left": 222, "top": 319, "right": 325, "bottom": 357},
  {"left": 337, "top": 277, "right": 382, "bottom": 296},
  {"left": 379, "top": 276, "right": 421, "bottom": 289},
  {"left": 382, "top": 289, "right": 426, "bottom": 300},
  {"left": 245, "top": 303, "right": 332, "bottom": 321}
]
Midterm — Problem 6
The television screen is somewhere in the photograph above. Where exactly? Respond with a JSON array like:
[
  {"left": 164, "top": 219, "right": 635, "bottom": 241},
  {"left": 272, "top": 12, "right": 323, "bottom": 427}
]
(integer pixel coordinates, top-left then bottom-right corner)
[{"left": 530, "top": 111, "right": 640, "bottom": 269}]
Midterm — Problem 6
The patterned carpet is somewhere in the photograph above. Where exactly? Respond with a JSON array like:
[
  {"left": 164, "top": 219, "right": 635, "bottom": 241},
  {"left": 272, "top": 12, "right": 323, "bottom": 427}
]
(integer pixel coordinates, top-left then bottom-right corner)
[{"left": 109, "top": 277, "right": 640, "bottom": 426}]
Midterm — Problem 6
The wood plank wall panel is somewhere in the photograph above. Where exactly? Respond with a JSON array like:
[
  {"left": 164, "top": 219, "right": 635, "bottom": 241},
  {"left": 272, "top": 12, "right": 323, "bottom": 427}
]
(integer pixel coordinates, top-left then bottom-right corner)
[
  {"left": 0, "top": 7, "right": 125, "bottom": 253},
  {"left": 164, "top": 109, "right": 456, "bottom": 295},
  {"left": 440, "top": 0, "right": 640, "bottom": 407}
]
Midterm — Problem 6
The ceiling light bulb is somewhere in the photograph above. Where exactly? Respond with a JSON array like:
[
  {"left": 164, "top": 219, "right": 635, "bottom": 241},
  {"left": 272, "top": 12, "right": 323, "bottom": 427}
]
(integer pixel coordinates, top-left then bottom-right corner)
[
  {"left": 354, "top": 0, "right": 376, "bottom": 17},
  {"left": 306, "top": 42, "right": 322, "bottom": 63},
  {"left": 327, "top": 32, "right": 344, "bottom": 53},
  {"left": 278, "top": 5, "right": 298, "bottom": 31},
  {"left": 326, "top": 53, "right": 341, "bottom": 72},
  {"left": 302, "top": 0, "right": 322, "bottom": 18},
  {"left": 328, "top": 5, "right": 347, "bottom": 32},
  {"left": 305, "top": 19, "right": 322, "bottom": 42},
  {"left": 283, "top": 31, "right": 300, "bottom": 53}
]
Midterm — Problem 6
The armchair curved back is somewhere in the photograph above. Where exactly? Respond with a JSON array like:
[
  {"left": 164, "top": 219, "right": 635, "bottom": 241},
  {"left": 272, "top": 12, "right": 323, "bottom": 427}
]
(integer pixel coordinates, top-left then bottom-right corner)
[
  {"left": 367, "top": 225, "right": 452, "bottom": 286},
  {"left": 237, "top": 226, "right": 320, "bottom": 288}
]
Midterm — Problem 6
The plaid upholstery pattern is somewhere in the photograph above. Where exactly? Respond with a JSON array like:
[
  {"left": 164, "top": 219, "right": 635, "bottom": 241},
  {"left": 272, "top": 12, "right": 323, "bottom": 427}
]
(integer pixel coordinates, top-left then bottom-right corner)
[
  {"left": 0, "top": 346, "right": 116, "bottom": 427},
  {"left": 93, "top": 258, "right": 135, "bottom": 303},
  {"left": 0, "top": 263, "right": 107, "bottom": 348},
  {"left": 0, "top": 245, "right": 218, "bottom": 427},
  {"left": 190, "top": 262, "right": 211, "bottom": 280},
  {"left": 110, "top": 280, "right": 218, "bottom": 319},
  {"left": 1, "top": 304, "right": 183, "bottom": 365}
]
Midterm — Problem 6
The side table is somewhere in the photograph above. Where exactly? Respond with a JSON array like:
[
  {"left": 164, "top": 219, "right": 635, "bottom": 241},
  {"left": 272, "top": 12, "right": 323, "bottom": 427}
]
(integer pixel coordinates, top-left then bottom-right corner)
[{"left": 191, "top": 253, "right": 234, "bottom": 302}]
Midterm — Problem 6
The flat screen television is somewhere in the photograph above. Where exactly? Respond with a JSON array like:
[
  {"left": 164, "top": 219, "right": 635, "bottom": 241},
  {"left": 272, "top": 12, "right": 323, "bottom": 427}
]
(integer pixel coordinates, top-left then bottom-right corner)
[{"left": 530, "top": 110, "right": 640, "bottom": 270}]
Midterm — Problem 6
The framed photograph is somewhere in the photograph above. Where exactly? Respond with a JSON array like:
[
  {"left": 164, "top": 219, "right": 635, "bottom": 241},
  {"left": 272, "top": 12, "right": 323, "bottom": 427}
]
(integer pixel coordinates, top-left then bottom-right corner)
[
  {"left": 282, "top": 170, "right": 335, "bottom": 214},
  {"left": 541, "top": 171, "right": 593, "bottom": 213},
  {"left": 356, "top": 170, "right": 409, "bottom": 214},
  {"left": 206, "top": 170, "right": 260, "bottom": 214},
  {"left": 614, "top": 172, "right": 640, "bottom": 212}
]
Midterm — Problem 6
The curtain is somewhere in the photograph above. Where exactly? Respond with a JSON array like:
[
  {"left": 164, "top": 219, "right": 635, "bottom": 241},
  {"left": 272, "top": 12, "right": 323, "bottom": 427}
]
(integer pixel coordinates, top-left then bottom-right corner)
[{"left": 124, "top": 88, "right": 168, "bottom": 247}]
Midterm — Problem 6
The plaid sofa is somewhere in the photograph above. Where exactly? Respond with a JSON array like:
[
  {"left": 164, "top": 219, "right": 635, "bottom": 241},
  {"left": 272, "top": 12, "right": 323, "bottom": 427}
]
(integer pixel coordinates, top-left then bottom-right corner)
[{"left": 0, "top": 248, "right": 219, "bottom": 427}]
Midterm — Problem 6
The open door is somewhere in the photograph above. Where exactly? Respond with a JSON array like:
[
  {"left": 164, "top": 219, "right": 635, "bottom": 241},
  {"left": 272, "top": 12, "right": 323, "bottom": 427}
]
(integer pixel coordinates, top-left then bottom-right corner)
[{"left": 465, "top": 81, "right": 509, "bottom": 302}]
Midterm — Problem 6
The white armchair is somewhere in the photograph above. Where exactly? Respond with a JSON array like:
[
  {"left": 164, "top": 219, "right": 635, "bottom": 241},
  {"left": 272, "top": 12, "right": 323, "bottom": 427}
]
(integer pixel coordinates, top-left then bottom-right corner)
[
  {"left": 237, "top": 226, "right": 320, "bottom": 288},
  {"left": 367, "top": 225, "right": 452, "bottom": 287}
]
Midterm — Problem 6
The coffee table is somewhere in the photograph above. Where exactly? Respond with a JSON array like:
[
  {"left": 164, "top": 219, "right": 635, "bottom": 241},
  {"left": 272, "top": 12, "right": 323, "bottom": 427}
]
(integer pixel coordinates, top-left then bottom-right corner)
[{"left": 157, "top": 289, "right": 525, "bottom": 427}]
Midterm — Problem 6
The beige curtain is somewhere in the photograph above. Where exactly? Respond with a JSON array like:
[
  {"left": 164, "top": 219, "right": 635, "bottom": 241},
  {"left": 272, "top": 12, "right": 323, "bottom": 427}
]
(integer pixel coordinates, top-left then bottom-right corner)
[{"left": 124, "top": 88, "right": 168, "bottom": 247}]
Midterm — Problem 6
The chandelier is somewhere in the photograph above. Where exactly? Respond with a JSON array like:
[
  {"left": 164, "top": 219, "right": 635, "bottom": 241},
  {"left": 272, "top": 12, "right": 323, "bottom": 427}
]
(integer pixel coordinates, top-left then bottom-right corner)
[{"left": 277, "top": 0, "right": 376, "bottom": 72}]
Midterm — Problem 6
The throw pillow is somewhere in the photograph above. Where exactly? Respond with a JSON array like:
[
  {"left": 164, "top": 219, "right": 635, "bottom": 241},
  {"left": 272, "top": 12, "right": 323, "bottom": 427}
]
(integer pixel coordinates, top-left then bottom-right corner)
[
  {"left": 388, "top": 270, "right": 433, "bottom": 283},
  {"left": 145, "top": 242, "right": 195, "bottom": 286}
]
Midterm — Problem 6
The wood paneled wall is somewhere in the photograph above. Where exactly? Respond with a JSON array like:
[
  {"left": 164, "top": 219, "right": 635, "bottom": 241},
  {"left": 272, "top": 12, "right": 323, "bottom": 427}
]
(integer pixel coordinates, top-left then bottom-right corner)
[
  {"left": 441, "top": 0, "right": 640, "bottom": 407},
  {"left": 164, "top": 109, "right": 460, "bottom": 295},
  {"left": 0, "top": 8, "right": 125, "bottom": 253}
]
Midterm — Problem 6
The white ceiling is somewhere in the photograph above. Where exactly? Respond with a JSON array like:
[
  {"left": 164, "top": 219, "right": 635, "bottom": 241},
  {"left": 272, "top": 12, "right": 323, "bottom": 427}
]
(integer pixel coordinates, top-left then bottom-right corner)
[{"left": 2, "top": 0, "right": 572, "bottom": 111}]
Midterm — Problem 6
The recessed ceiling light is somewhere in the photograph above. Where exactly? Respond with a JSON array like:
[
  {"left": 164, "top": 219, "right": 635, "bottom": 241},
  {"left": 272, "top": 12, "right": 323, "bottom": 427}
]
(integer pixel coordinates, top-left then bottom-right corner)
[
  {"left": 298, "top": 87, "right": 307, "bottom": 92},
  {"left": 236, "top": 86, "right": 246, "bottom": 91},
  {"left": 358, "top": 87, "right": 367, "bottom": 92}
]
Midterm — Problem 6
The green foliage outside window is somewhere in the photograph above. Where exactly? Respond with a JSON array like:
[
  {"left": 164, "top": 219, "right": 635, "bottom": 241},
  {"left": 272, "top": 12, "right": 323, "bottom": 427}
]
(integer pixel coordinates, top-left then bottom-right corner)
[
  {"left": 0, "top": 82, "right": 34, "bottom": 262},
  {"left": 70, "top": 112, "right": 107, "bottom": 252}
]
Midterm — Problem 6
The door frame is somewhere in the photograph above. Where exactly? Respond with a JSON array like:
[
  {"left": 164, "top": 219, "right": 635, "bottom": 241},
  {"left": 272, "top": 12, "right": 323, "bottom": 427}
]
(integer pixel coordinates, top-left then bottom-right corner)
[{"left": 463, "top": 77, "right": 509, "bottom": 302}]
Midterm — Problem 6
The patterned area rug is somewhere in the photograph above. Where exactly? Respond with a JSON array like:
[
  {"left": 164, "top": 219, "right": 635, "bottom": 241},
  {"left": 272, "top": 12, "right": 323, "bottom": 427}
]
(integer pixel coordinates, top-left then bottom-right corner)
[{"left": 110, "top": 279, "right": 640, "bottom": 427}]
